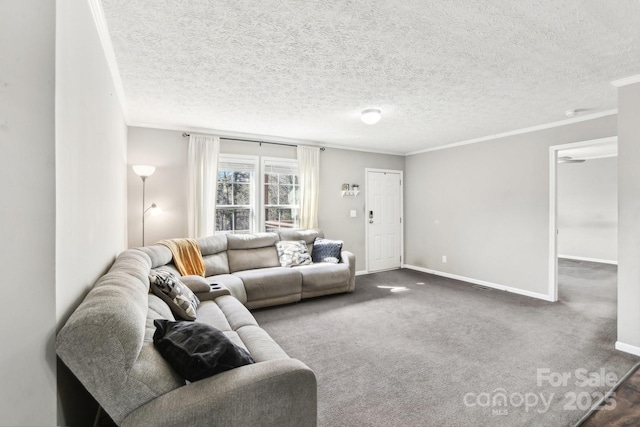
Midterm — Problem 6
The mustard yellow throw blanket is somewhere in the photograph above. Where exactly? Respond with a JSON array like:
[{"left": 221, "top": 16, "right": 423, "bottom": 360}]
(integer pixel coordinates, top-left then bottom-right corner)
[{"left": 158, "top": 238, "right": 206, "bottom": 277}]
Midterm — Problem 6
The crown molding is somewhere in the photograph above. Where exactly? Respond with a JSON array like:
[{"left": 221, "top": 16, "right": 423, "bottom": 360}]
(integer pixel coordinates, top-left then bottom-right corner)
[
  {"left": 128, "top": 121, "right": 405, "bottom": 156},
  {"left": 88, "top": 0, "right": 129, "bottom": 120},
  {"left": 130, "top": 121, "right": 324, "bottom": 147},
  {"left": 611, "top": 74, "right": 640, "bottom": 88},
  {"left": 405, "top": 109, "right": 618, "bottom": 156}
]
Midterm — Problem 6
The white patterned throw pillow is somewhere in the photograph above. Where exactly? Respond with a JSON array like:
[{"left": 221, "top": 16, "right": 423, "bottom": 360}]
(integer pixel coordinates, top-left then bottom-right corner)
[{"left": 276, "top": 240, "right": 313, "bottom": 267}]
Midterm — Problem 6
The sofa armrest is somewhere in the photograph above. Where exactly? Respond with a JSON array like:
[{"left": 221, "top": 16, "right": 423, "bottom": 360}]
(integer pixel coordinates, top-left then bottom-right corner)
[
  {"left": 194, "top": 284, "right": 231, "bottom": 301},
  {"left": 121, "top": 358, "right": 317, "bottom": 427},
  {"left": 341, "top": 250, "right": 356, "bottom": 292}
]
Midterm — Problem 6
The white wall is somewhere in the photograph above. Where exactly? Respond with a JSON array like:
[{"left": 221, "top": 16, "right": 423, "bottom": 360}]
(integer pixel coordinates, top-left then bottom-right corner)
[
  {"left": 56, "top": 0, "right": 128, "bottom": 425},
  {"left": 557, "top": 157, "right": 617, "bottom": 263},
  {"left": 127, "top": 127, "right": 404, "bottom": 270},
  {"left": 0, "top": 2, "right": 57, "bottom": 425},
  {"left": 317, "top": 148, "right": 405, "bottom": 271},
  {"left": 617, "top": 80, "right": 640, "bottom": 354},
  {"left": 128, "top": 127, "right": 189, "bottom": 247},
  {"left": 404, "top": 115, "right": 617, "bottom": 298}
]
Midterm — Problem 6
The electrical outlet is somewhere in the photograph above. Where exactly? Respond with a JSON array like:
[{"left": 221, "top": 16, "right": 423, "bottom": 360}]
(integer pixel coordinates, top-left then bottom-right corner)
[
  {"left": 442, "top": 255, "right": 447, "bottom": 263},
  {"left": 350, "top": 210, "right": 357, "bottom": 218}
]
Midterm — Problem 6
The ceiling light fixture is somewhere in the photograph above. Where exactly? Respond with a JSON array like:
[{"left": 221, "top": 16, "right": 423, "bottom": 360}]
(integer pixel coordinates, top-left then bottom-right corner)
[
  {"left": 361, "top": 109, "right": 382, "bottom": 125},
  {"left": 564, "top": 109, "right": 578, "bottom": 117}
]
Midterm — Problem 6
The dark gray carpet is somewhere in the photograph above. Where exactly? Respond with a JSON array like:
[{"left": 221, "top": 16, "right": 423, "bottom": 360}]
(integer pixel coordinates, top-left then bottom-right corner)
[{"left": 252, "top": 260, "right": 639, "bottom": 427}]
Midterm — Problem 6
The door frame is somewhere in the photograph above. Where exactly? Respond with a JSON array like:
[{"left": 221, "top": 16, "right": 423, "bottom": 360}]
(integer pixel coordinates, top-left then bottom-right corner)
[
  {"left": 548, "top": 136, "right": 617, "bottom": 302},
  {"left": 365, "top": 168, "right": 404, "bottom": 273}
]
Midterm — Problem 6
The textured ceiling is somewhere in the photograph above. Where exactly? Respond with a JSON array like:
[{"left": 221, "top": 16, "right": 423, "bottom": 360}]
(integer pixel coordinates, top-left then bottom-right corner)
[{"left": 99, "top": 0, "right": 640, "bottom": 154}]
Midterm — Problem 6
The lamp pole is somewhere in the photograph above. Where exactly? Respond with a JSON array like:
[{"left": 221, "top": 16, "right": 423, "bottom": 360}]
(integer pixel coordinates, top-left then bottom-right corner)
[
  {"left": 132, "top": 165, "right": 156, "bottom": 247},
  {"left": 141, "top": 175, "right": 147, "bottom": 246}
]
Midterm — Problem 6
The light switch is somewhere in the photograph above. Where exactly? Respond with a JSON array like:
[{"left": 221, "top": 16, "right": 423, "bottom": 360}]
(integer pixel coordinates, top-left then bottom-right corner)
[{"left": 350, "top": 210, "right": 357, "bottom": 218}]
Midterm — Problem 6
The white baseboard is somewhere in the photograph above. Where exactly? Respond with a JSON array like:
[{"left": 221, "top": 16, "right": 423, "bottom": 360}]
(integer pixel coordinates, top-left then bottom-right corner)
[
  {"left": 615, "top": 341, "right": 640, "bottom": 356},
  {"left": 355, "top": 270, "right": 369, "bottom": 276},
  {"left": 403, "top": 264, "right": 554, "bottom": 302},
  {"left": 558, "top": 255, "right": 618, "bottom": 265}
]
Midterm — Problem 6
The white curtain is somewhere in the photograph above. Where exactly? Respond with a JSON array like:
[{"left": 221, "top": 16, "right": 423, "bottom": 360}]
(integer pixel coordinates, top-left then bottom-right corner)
[
  {"left": 187, "top": 135, "right": 220, "bottom": 238},
  {"left": 297, "top": 145, "right": 320, "bottom": 229}
]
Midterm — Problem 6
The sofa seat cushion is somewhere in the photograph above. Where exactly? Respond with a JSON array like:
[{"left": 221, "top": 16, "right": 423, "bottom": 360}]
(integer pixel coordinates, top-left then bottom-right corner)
[
  {"left": 195, "top": 296, "right": 259, "bottom": 333},
  {"left": 233, "top": 267, "right": 302, "bottom": 302},
  {"left": 237, "top": 325, "right": 289, "bottom": 362},
  {"left": 295, "top": 263, "right": 351, "bottom": 291}
]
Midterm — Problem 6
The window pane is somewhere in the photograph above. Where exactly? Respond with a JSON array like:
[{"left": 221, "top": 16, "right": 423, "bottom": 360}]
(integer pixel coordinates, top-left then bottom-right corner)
[
  {"left": 266, "top": 183, "right": 278, "bottom": 205},
  {"left": 216, "top": 208, "right": 251, "bottom": 233},
  {"left": 279, "top": 184, "right": 296, "bottom": 205},
  {"left": 279, "top": 174, "right": 294, "bottom": 185},
  {"left": 217, "top": 182, "right": 233, "bottom": 205},
  {"left": 264, "top": 172, "right": 276, "bottom": 184},
  {"left": 234, "top": 209, "right": 250, "bottom": 232},
  {"left": 234, "top": 171, "right": 250, "bottom": 183},
  {"left": 233, "top": 183, "right": 250, "bottom": 205},
  {"left": 264, "top": 207, "right": 298, "bottom": 231},
  {"left": 216, "top": 209, "right": 233, "bottom": 231}
]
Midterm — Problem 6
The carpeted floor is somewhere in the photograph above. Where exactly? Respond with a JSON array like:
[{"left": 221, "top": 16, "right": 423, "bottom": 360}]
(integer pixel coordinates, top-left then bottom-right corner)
[{"left": 252, "top": 259, "right": 639, "bottom": 427}]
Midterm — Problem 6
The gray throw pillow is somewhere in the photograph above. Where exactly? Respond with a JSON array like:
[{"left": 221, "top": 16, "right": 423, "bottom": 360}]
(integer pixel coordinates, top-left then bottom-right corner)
[
  {"left": 149, "top": 270, "right": 200, "bottom": 321},
  {"left": 312, "top": 238, "right": 343, "bottom": 263},
  {"left": 276, "top": 240, "right": 313, "bottom": 267}
]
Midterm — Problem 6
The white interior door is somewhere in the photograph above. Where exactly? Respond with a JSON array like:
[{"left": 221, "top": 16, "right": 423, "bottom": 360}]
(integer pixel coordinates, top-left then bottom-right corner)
[{"left": 366, "top": 170, "right": 402, "bottom": 272}]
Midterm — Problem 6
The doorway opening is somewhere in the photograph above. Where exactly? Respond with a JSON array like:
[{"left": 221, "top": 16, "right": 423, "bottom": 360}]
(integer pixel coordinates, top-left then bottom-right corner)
[{"left": 548, "top": 137, "right": 618, "bottom": 301}]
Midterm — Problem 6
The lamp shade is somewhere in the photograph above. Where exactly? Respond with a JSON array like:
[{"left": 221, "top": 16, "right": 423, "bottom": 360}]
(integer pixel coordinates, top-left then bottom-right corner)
[
  {"left": 148, "top": 203, "right": 162, "bottom": 216},
  {"left": 132, "top": 165, "right": 156, "bottom": 177},
  {"left": 361, "top": 109, "right": 382, "bottom": 125}
]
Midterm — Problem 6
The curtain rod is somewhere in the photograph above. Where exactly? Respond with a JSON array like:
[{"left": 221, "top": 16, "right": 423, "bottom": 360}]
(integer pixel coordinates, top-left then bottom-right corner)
[{"left": 182, "top": 132, "right": 325, "bottom": 151}]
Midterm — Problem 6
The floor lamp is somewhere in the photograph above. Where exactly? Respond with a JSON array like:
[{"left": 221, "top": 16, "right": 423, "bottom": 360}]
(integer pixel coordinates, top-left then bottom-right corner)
[{"left": 132, "top": 165, "right": 158, "bottom": 246}]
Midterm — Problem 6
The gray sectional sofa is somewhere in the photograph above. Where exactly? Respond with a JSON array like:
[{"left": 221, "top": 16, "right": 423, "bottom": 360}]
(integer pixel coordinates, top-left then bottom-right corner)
[
  {"left": 139, "top": 228, "right": 355, "bottom": 309},
  {"left": 56, "top": 229, "right": 354, "bottom": 426}
]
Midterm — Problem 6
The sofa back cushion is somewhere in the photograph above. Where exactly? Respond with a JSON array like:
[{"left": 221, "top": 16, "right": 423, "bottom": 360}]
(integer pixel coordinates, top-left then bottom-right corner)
[
  {"left": 197, "top": 235, "right": 230, "bottom": 276},
  {"left": 278, "top": 229, "right": 324, "bottom": 253},
  {"left": 136, "top": 245, "right": 173, "bottom": 268},
  {"left": 56, "top": 250, "right": 185, "bottom": 424},
  {"left": 227, "top": 233, "right": 280, "bottom": 273}
]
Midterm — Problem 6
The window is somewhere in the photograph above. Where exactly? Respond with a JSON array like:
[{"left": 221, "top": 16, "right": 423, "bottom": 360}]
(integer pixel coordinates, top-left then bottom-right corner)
[
  {"left": 263, "top": 159, "right": 300, "bottom": 231},
  {"left": 215, "top": 156, "right": 258, "bottom": 234},
  {"left": 214, "top": 155, "right": 299, "bottom": 234}
]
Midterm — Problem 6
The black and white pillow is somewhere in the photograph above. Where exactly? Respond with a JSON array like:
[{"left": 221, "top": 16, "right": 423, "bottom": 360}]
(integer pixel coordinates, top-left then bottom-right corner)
[
  {"left": 149, "top": 270, "right": 200, "bottom": 321},
  {"left": 276, "top": 240, "right": 313, "bottom": 267},
  {"left": 311, "top": 238, "right": 343, "bottom": 263}
]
